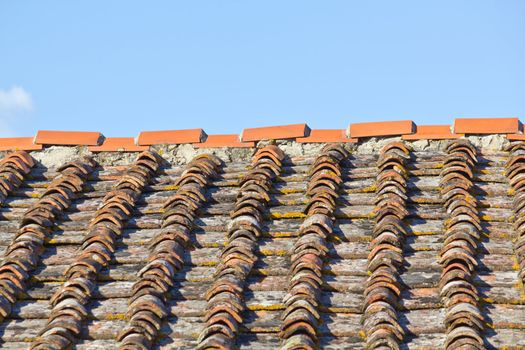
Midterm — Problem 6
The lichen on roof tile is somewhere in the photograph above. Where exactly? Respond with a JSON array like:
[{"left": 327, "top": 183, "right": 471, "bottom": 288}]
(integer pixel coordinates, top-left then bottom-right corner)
[{"left": 0, "top": 123, "right": 524, "bottom": 348}]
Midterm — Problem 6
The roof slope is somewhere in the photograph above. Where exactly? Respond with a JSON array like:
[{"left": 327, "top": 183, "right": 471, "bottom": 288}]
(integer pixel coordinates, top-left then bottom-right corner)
[{"left": 0, "top": 125, "right": 523, "bottom": 349}]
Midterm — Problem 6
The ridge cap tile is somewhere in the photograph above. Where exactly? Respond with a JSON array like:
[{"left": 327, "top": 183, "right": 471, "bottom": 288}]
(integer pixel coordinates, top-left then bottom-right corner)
[
  {"left": 402, "top": 125, "right": 462, "bottom": 140},
  {"left": 349, "top": 120, "right": 415, "bottom": 138},
  {"left": 35, "top": 130, "right": 103, "bottom": 146},
  {"left": 241, "top": 123, "right": 310, "bottom": 142},
  {"left": 296, "top": 129, "right": 357, "bottom": 143},
  {"left": 137, "top": 128, "right": 206, "bottom": 145},
  {"left": 507, "top": 134, "right": 525, "bottom": 140},
  {"left": 194, "top": 134, "right": 254, "bottom": 148},
  {"left": 454, "top": 117, "right": 521, "bottom": 134},
  {"left": 88, "top": 137, "right": 149, "bottom": 152},
  {"left": 0, "top": 137, "right": 43, "bottom": 151}
]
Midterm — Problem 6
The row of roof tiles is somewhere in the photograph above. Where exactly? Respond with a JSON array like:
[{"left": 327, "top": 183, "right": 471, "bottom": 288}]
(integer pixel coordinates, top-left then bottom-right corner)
[{"left": 1, "top": 118, "right": 524, "bottom": 152}]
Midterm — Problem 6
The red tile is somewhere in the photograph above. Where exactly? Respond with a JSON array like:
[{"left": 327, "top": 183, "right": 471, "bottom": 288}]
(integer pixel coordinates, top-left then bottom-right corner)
[
  {"left": 454, "top": 118, "right": 521, "bottom": 134},
  {"left": 137, "top": 129, "right": 205, "bottom": 145},
  {"left": 89, "top": 137, "right": 149, "bottom": 152},
  {"left": 35, "top": 130, "right": 103, "bottom": 146},
  {"left": 507, "top": 134, "right": 525, "bottom": 141},
  {"left": 349, "top": 120, "right": 415, "bottom": 138},
  {"left": 0, "top": 137, "right": 43, "bottom": 151},
  {"left": 194, "top": 134, "right": 254, "bottom": 148},
  {"left": 402, "top": 125, "right": 462, "bottom": 140},
  {"left": 241, "top": 123, "right": 309, "bottom": 142},
  {"left": 296, "top": 129, "right": 357, "bottom": 143}
]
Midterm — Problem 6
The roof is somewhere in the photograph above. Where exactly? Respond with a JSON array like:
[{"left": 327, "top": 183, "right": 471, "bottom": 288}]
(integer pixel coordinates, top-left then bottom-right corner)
[{"left": 0, "top": 118, "right": 523, "bottom": 349}]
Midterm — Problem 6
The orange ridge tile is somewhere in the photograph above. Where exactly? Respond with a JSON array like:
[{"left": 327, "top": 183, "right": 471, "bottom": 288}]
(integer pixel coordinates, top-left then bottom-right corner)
[
  {"left": 507, "top": 134, "right": 525, "bottom": 141},
  {"left": 137, "top": 129, "right": 206, "bottom": 145},
  {"left": 296, "top": 129, "right": 357, "bottom": 143},
  {"left": 241, "top": 123, "right": 310, "bottom": 142},
  {"left": 454, "top": 117, "right": 521, "bottom": 134},
  {"left": 402, "top": 125, "right": 462, "bottom": 140},
  {"left": 349, "top": 120, "right": 415, "bottom": 138},
  {"left": 0, "top": 137, "right": 43, "bottom": 151},
  {"left": 35, "top": 130, "right": 103, "bottom": 146},
  {"left": 88, "top": 137, "right": 149, "bottom": 152},
  {"left": 194, "top": 134, "right": 254, "bottom": 148}
]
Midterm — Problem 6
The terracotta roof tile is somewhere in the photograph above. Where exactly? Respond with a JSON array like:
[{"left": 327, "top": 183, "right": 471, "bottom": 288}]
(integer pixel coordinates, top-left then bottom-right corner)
[
  {"left": 507, "top": 134, "right": 525, "bottom": 140},
  {"left": 197, "top": 146, "right": 284, "bottom": 348},
  {"left": 88, "top": 137, "right": 149, "bottom": 152},
  {"left": 349, "top": 120, "right": 415, "bottom": 138},
  {"left": 0, "top": 137, "right": 43, "bottom": 151},
  {"left": 137, "top": 129, "right": 206, "bottom": 145},
  {"left": 241, "top": 123, "right": 309, "bottom": 141},
  {"left": 35, "top": 130, "right": 103, "bottom": 145},
  {"left": 296, "top": 129, "right": 357, "bottom": 143},
  {"left": 402, "top": 125, "right": 461, "bottom": 140},
  {"left": 194, "top": 134, "right": 254, "bottom": 148},
  {"left": 454, "top": 117, "right": 521, "bottom": 134},
  {"left": 439, "top": 140, "right": 483, "bottom": 348},
  {"left": 0, "top": 136, "right": 523, "bottom": 348},
  {"left": 31, "top": 152, "right": 159, "bottom": 349}
]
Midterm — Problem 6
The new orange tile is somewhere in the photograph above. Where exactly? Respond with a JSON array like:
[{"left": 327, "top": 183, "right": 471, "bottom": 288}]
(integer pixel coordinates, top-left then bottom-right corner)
[
  {"left": 0, "top": 137, "right": 43, "bottom": 151},
  {"left": 402, "top": 125, "right": 462, "bottom": 140},
  {"left": 507, "top": 134, "right": 525, "bottom": 141},
  {"left": 35, "top": 130, "right": 103, "bottom": 146},
  {"left": 89, "top": 137, "right": 149, "bottom": 152},
  {"left": 241, "top": 123, "right": 309, "bottom": 142},
  {"left": 454, "top": 118, "right": 521, "bottom": 134},
  {"left": 195, "top": 134, "right": 254, "bottom": 148},
  {"left": 349, "top": 120, "right": 415, "bottom": 138},
  {"left": 137, "top": 129, "right": 205, "bottom": 145},
  {"left": 296, "top": 129, "right": 357, "bottom": 143}
]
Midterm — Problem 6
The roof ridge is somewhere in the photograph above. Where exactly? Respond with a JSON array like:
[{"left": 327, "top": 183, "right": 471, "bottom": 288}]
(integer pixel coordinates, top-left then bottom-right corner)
[{"left": 0, "top": 118, "right": 522, "bottom": 152}]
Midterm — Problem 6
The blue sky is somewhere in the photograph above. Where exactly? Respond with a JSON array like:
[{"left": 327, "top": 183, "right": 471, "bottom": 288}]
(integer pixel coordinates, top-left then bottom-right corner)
[{"left": 1, "top": 1, "right": 524, "bottom": 137}]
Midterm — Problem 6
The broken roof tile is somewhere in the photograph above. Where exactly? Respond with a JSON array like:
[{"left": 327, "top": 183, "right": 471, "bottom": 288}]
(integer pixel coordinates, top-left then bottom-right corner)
[
  {"left": 0, "top": 137, "right": 43, "bottom": 151},
  {"left": 402, "top": 125, "right": 461, "bottom": 140},
  {"left": 194, "top": 134, "right": 254, "bottom": 148},
  {"left": 349, "top": 120, "right": 415, "bottom": 138},
  {"left": 35, "top": 130, "right": 103, "bottom": 146},
  {"left": 88, "top": 137, "right": 149, "bottom": 152},
  {"left": 137, "top": 129, "right": 206, "bottom": 145},
  {"left": 241, "top": 123, "right": 310, "bottom": 141},
  {"left": 296, "top": 129, "right": 357, "bottom": 143},
  {"left": 454, "top": 117, "right": 521, "bottom": 134}
]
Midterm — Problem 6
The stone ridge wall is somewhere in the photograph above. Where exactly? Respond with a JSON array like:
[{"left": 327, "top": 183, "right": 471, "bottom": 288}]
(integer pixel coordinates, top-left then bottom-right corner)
[{"left": 0, "top": 134, "right": 511, "bottom": 169}]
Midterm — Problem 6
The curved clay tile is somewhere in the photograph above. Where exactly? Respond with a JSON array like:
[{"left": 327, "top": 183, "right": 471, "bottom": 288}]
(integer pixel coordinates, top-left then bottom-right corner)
[
  {"left": 0, "top": 155, "right": 93, "bottom": 324},
  {"left": 363, "top": 141, "right": 410, "bottom": 350},
  {"left": 279, "top": 144, "right": 349, "bottom": 350},
  {"left": 0, "top": 151, "right": 34, "bottom": 205},
  {"left": 117, "top": 153, "right": 222, "bottom": 349},
  {"left": 30, "top": 151, "right": 160, "bottom": 350},
  {"left": 507, "top": 143, "right": 525, "bottom": 286},
  {"left": 439, "top": 140, "right": 484, "bottom": 349},
  {"left": 196, "top": 145, "right": 285, "bottom": 350}
]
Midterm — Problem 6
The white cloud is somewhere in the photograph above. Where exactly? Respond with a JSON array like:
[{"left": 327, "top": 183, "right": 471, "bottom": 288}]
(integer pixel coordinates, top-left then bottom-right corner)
[{"left": 0, "top": 86, "right": 34, "bottom": 137}]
